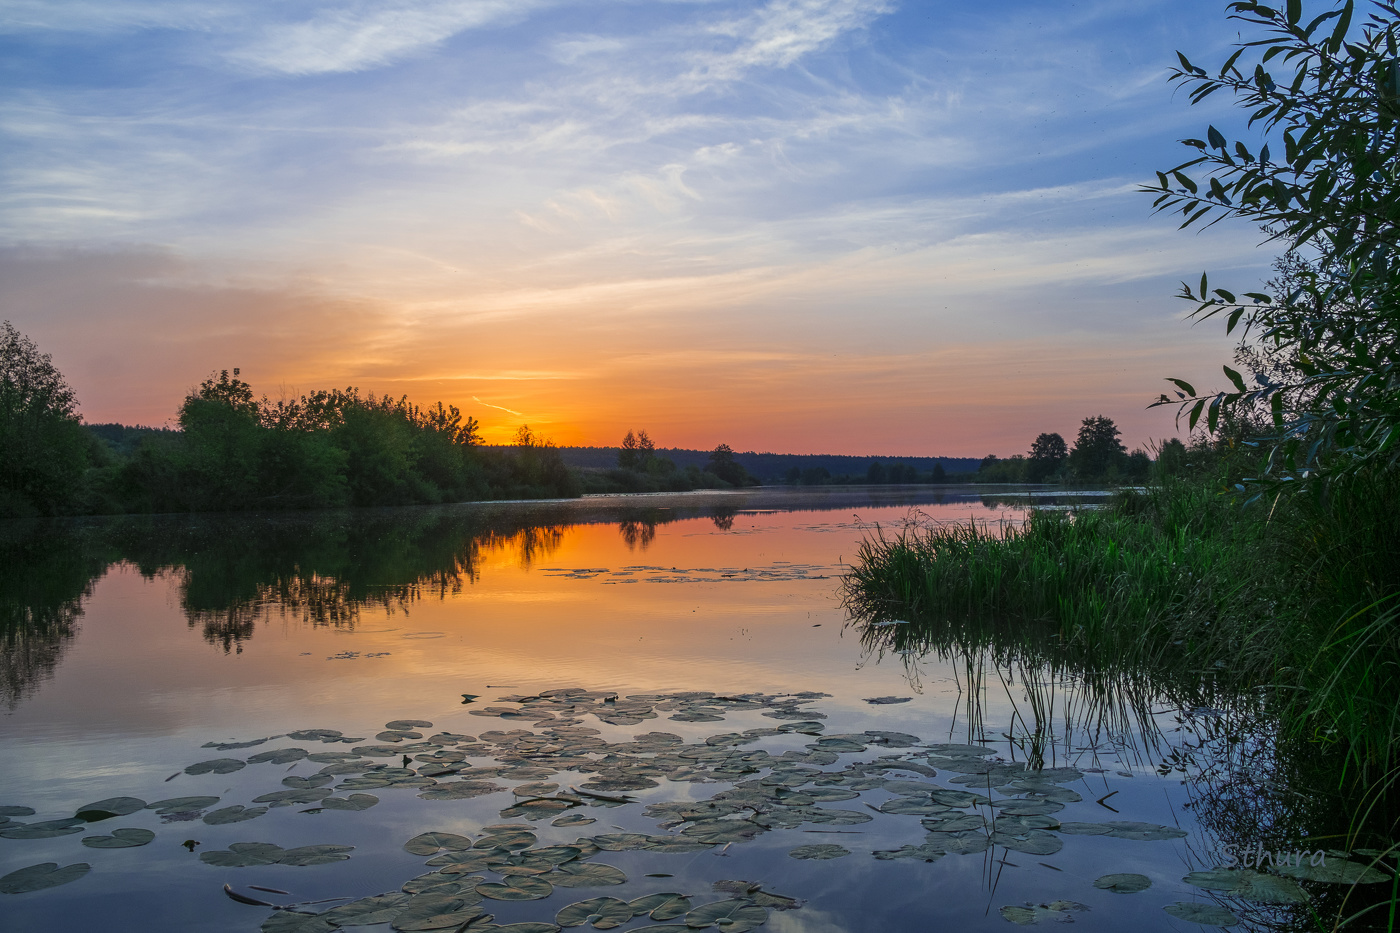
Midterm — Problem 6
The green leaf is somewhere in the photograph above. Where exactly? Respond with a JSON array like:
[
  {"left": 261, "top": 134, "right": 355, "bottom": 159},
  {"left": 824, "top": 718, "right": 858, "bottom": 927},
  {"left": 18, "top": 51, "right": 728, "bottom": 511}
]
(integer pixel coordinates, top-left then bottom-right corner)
[
  {"left": 1224, "top": 366, "right": 1248, "bottom": 392},
  {"left": 0, "top": 862, "right": 90, "bottom": 894}
]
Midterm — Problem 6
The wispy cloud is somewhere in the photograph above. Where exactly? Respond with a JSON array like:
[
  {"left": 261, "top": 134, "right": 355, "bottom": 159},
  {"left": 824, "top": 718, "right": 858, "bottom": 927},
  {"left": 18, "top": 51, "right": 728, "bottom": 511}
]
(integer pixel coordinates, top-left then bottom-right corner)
[{"left": 228, "top": 0, "right": 544, "bottom": 75}]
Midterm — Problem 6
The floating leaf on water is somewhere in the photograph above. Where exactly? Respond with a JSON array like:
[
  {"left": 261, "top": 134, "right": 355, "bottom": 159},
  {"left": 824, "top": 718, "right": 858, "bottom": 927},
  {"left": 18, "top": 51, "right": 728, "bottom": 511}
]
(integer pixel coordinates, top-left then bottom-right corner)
[
  {"left": 685, "top": 899, "right": 768, "bottom": 932},
  {"left": 404, "top": 871, "right": 485, "bottom": 896},
  {"left": 391, "top": 894, "right": 483, "bottom": 932},
  {"left": 1163, "top": 902, "right": 1240, "bottom": 926},
  {"left": 928, "top": 744, "right": 997, "bottom": 757},
  {"left": 993, "top": 831, "right": 1062, "bottom": 856},
  {"left": 475, "top": 829, "right": 536, "bottom": 850},
  {"left": 1091, "top": 821, "right": 1189, "bottom": 841},
  {"left": 922, "top": 814, "right": 985, "bottom": 833},
  {"left": 185, "top": 758, "right": 246, "bottom": 776},
  {"left": 1093, "top": 873, "right": 1151, "bottom": 893},
  {"left": 556, "top": 896, "right": 633, "bottom": 929},
  {"left": 872, "top": 844, "right": 945, "bottom": 862},
  {"left": 628, "top": 894, "right": 691, "bottom": 920},
  {"left": 287, "top": 729, "right": 344, "bottom": 743},
  {"left": 996, "top": 800, "right": 1063, "bottom": 817},
  {"left": 788, "top": 844, "right": 849, "bottom": 860},
  {"left": 203, "top": 805, "right": 267, "bottom": 825},
  {"left": 387, "top": 720, "right": 434, "bottom": 730},
  {"left": 588, "top": 833, "right": 650, "bottom": 851},
  {"left": 419, "top": 781, "right": 503, "bottom": 801},
  {"left": 147, "top": 796, "right": 220, "bottom": 814},
  {"left": 75, "top": 796, "right": 146, "bottom": 821},
  {"left": 279, "top": 844, "right": 354, "bottom": 866},
  {"left": 1183, "top": 869, "right": 1308, "bottom": 904},
  {"left": 550, "top": 863, "right": 626, "bottom": 887},
  {"left": 552, "top": 814, "right": 596, "bottom": 828},
  {"left": 318, "top": 793, "right": 379, "bottom": 811},
  {"left": 1275, "top": 858, "right": 1391, "bottom": 884},
  {"left": 0, "top": 818, "right": 86, "bottom": 839},
  {"left": 82, "top": 828, "right": 156, "bottom": 848},
  {"left": 260, "top": 910, "right": 338, "bottom": 933},
  {"left": 999, "top": 902, "right": 1088, "bottom": 926},
  {"left": 878, "top": 797, "right": 947, "bottom": 816},
  {"left": 283, "top": 774, "right": 334, "bottom": 790},
  {"left": 862, "top": 697, "right": 911, "bottom": 705},
  {"left": 493, "top": 925, "right": 563, "bottom": 933},
  {"left": 405, "top": 832, "right": 475, "bottom": 856},
  {"left": 1055, "top": 822, "right": 1112, "bottom": 836},
  {"left": 0, "top": 861, "right": 90, "bottom": 894},
  {"left": 248, "top": 748, "right": 309, "bottom": 765},
  {"left": 477, "top": 876, "right": 553, "bottom": 900},
  {"left": 0, "top": 806, "right": 35, "bottom": 817},
  {"left": 628, "top": 927, "right": 688, "bottom": 933},
  {"left": 200, "top": 842, "right": 284, "bottom": 868},
  {"left": 881, "top": 780, "right": 937, "bottom": 796},
  {"left": 514, "top": 782, "right": 561, "bottom": 798},
  {"left": 321, "top": 892, "right": 413, "bottom": 925}
]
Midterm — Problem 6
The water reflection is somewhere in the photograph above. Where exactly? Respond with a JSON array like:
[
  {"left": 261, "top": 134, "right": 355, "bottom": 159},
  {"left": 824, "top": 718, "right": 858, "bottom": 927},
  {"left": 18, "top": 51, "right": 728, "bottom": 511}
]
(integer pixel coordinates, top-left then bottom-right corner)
[
  {"left": 847, "top": 588, "right": 1400, "bottom": 931},
  {"left": 1, "top": 487, "right": 1049, "bottom": 687}
]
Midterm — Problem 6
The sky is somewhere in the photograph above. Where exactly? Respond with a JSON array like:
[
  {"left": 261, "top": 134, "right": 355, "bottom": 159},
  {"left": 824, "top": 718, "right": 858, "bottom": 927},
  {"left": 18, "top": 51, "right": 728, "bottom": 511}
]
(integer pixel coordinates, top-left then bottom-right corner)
[{"left": 0, "top": 0, "right": 1280, "bottom": 454}]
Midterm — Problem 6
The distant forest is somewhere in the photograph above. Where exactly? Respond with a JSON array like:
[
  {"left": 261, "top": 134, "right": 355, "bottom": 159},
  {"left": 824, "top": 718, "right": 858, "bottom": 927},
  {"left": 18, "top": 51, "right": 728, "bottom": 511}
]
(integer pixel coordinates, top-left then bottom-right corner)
[
  {"left": 3, "top": 321, "right": 1160, "bottom": 520},
  {"left": 558, "top": 447, "right": 981, "bottom": 484}
]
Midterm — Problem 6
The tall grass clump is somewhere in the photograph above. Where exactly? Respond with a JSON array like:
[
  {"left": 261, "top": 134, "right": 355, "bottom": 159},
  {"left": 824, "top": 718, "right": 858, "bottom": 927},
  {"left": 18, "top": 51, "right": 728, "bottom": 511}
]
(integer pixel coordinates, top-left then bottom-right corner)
[{"left": 844, "top": 480, "right": 1282, "bottom": 682}]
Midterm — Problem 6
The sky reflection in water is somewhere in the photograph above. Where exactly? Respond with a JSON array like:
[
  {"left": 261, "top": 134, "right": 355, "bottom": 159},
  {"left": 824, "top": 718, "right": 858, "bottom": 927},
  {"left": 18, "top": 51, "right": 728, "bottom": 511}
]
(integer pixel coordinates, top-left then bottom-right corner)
[{"left": 0, "top": 488, "right": 1301, "bottom": 931}]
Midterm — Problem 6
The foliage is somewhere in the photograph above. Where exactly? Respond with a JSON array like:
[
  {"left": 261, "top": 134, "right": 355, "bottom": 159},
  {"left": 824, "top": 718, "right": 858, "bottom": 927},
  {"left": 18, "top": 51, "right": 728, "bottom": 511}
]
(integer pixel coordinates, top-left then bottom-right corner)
[
  {"left": 1027, "top": 432, "right": 1068, "bottom": 482},
  {"left": 1069, "top": 415, "right": 1127, "bottom": 479},
  {"left": 1147, "top": 0, "right": 1400, "bottom": 489},
  {"left": 704, "top": 443, "right": 756, "bottom": 486},
  {"left": 617, "top": 429, "right": 657, "bottom": 471},
  {"left": 0, "top": 322, "right": 94, "bottom": 517}
]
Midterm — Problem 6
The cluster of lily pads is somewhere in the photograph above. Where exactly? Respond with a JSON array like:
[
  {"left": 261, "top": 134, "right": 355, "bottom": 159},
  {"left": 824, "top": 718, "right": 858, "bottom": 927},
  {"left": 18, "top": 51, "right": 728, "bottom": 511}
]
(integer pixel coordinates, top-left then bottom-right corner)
[{"left": 2, "top": 686, "right": 1393, "bottom": 930}]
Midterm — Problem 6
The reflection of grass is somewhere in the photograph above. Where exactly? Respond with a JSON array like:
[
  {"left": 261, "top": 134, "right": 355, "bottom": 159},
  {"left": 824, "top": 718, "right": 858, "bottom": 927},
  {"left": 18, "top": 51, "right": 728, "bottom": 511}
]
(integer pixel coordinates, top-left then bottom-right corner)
[{"left": 845, "top": 472, "right": 1400, "bottom": 930}]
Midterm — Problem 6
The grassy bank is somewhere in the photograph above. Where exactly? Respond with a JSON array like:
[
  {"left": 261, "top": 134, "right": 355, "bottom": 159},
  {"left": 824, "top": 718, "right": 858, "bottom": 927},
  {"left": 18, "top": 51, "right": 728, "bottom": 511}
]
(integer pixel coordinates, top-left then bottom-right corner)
[{"left": 843, "top": 466, "right": 1400, "bottom": 834}]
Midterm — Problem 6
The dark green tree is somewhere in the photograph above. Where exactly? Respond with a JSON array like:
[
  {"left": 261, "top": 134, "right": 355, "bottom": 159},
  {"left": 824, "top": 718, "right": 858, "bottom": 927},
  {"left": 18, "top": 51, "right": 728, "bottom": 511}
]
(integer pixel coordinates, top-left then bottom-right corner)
[
  {"left": 1069, "top": 416, "right": 1126, "bottom": 479},
  {"left": 704, "top": 443, "right": 751, "bottom": 486},
  {"left": 618, "top": 430, "right": 640, "bottom": 470},
  {"left": 0, "top": 322, "right": 90, "bottom": 516},
  {"left": 1027, "top": 431, "right": 1068, "bottom": 482},
  {"left": 1147, "top": 0, "right": 1400, "bottom": 488}
]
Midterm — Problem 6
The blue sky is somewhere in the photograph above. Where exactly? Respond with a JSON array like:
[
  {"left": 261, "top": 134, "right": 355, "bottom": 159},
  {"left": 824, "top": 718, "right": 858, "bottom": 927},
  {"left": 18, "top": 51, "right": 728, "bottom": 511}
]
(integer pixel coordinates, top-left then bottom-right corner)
[{"left": 0, "top": 0, "right": 1277, "bottom": 453}]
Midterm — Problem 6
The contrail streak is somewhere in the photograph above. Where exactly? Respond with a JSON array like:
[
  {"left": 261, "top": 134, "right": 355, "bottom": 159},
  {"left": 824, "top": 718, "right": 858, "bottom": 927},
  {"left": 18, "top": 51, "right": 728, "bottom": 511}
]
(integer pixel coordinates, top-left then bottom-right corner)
[{"left": 472, "top": 396, "right": 523, "bottom": 417}]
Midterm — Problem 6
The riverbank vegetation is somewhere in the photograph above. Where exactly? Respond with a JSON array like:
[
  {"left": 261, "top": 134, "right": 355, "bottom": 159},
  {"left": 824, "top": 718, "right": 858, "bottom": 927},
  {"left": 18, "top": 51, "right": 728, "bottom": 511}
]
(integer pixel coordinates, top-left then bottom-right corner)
[
  {"left": 846, "top": 1, "right": 1400, "bottom": 905},
  {"left": 0, "top": 354, "right": 771, "bottom": 518}
]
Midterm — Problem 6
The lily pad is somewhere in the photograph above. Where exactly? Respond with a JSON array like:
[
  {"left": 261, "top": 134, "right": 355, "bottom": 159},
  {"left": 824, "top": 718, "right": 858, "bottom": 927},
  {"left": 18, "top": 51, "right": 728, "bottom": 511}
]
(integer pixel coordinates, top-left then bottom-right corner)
[
  {"left": 387, "top": 720, "right": 434, "bottom": 730},
  {"left": 391, "top": 895, "right": 484, "bottom": 931},
  {"left": 553, "top": 814, "right": 596, "bottom": 828},
  {"left": 203, "top": 805, "right": 267, "bottom": 825},
  {"left": 279, "top": 844, "right": 354, "bottom": 866},
  {"left": 993, "top": 830, "right": 1062, "bottom": 856},
  {"left": 1275, "top": 858, "right": 1391, "bottom": 884},
  {"left": 999, "top": 901, "right": 1088, "bottom": 925},
  {"left": 82, "top": 827, "right": 156, "bottom": 848},
  {"left": 1183, "top": 869, "right": 1308, "bottom": 904},
  {"left": 75, "top": 796, "right": 146, "bottom": 821},
  {"left": 494, "top": 925, "right": 563, "bottom": 933},
  {"left": 261, "top": 910, "right": 338, "bottom": 933},
  {"left": 550, "top": 863, "right": 627, "bottom": 887},
  {"left": 629, "top": 893, "right": 691, "bottom": 920},
  {"left": 147, "top": 796, "right": 220, "bottom": 814},
  {"left": 0, "top": 862, "right": 90, "bottom": 894},
  {"left": 788, "top": 844, "right": 850, "bottom": 859},
  {"left": 0, "top": 818, "right": 85, "bottom": 839},
  {"left": 685, "top": 899, "right": 768, "bottom": 932},
  {"left": 1097, "top": 821, "right": 1188, "bottom": 841},
  {"left": 185, "top": 758, "right": 245, "bottom": 775},
  {"left": 248, "top": 748, "right": 309, "bottom": 764},
  {"left": 1093, "top": 873, "right": 1151, "bottom": 893},
  {"left": 200, "top": 842, "right": 285, "bottom": 867},
  {"left": 862, "top": 696, "right": 911, "bottom": 705},
  {"left": 1163, "top": 902, "right": 1239, "bottom": 926},
  {"left": 872, "top": 844, "right": 946, "bottom": 862},
  {"left": 321, "top": 892, "right": 413, "bottom": 925},
  {"left": 477, "top": 876, "right": 553, "bottom": 900},
  {"left": 405, "top": 832, "right": 475, "bottom": 856},
  {"left": 0, "top": 806, "right": 35, "bottom": 817},
  {"left": 556, "top": 896, "right": 634, "bottom": 929},
  {"left": 319, "top": 793, "right": 379, "bottom": 811}
]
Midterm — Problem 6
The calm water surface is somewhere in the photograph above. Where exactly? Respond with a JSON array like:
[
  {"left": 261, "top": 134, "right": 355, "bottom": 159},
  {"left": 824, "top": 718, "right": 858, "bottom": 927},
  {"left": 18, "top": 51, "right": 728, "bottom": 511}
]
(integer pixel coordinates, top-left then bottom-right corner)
[{"left": 0, "top": 488, "right": 1262, "bottom": 931}]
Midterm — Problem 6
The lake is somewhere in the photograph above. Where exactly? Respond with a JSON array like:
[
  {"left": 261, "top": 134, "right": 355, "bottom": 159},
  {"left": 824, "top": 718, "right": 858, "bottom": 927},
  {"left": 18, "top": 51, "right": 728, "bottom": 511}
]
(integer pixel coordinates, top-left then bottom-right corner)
[{"left": 0, "top": 487, "right": 1348, "bottom": 931}]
